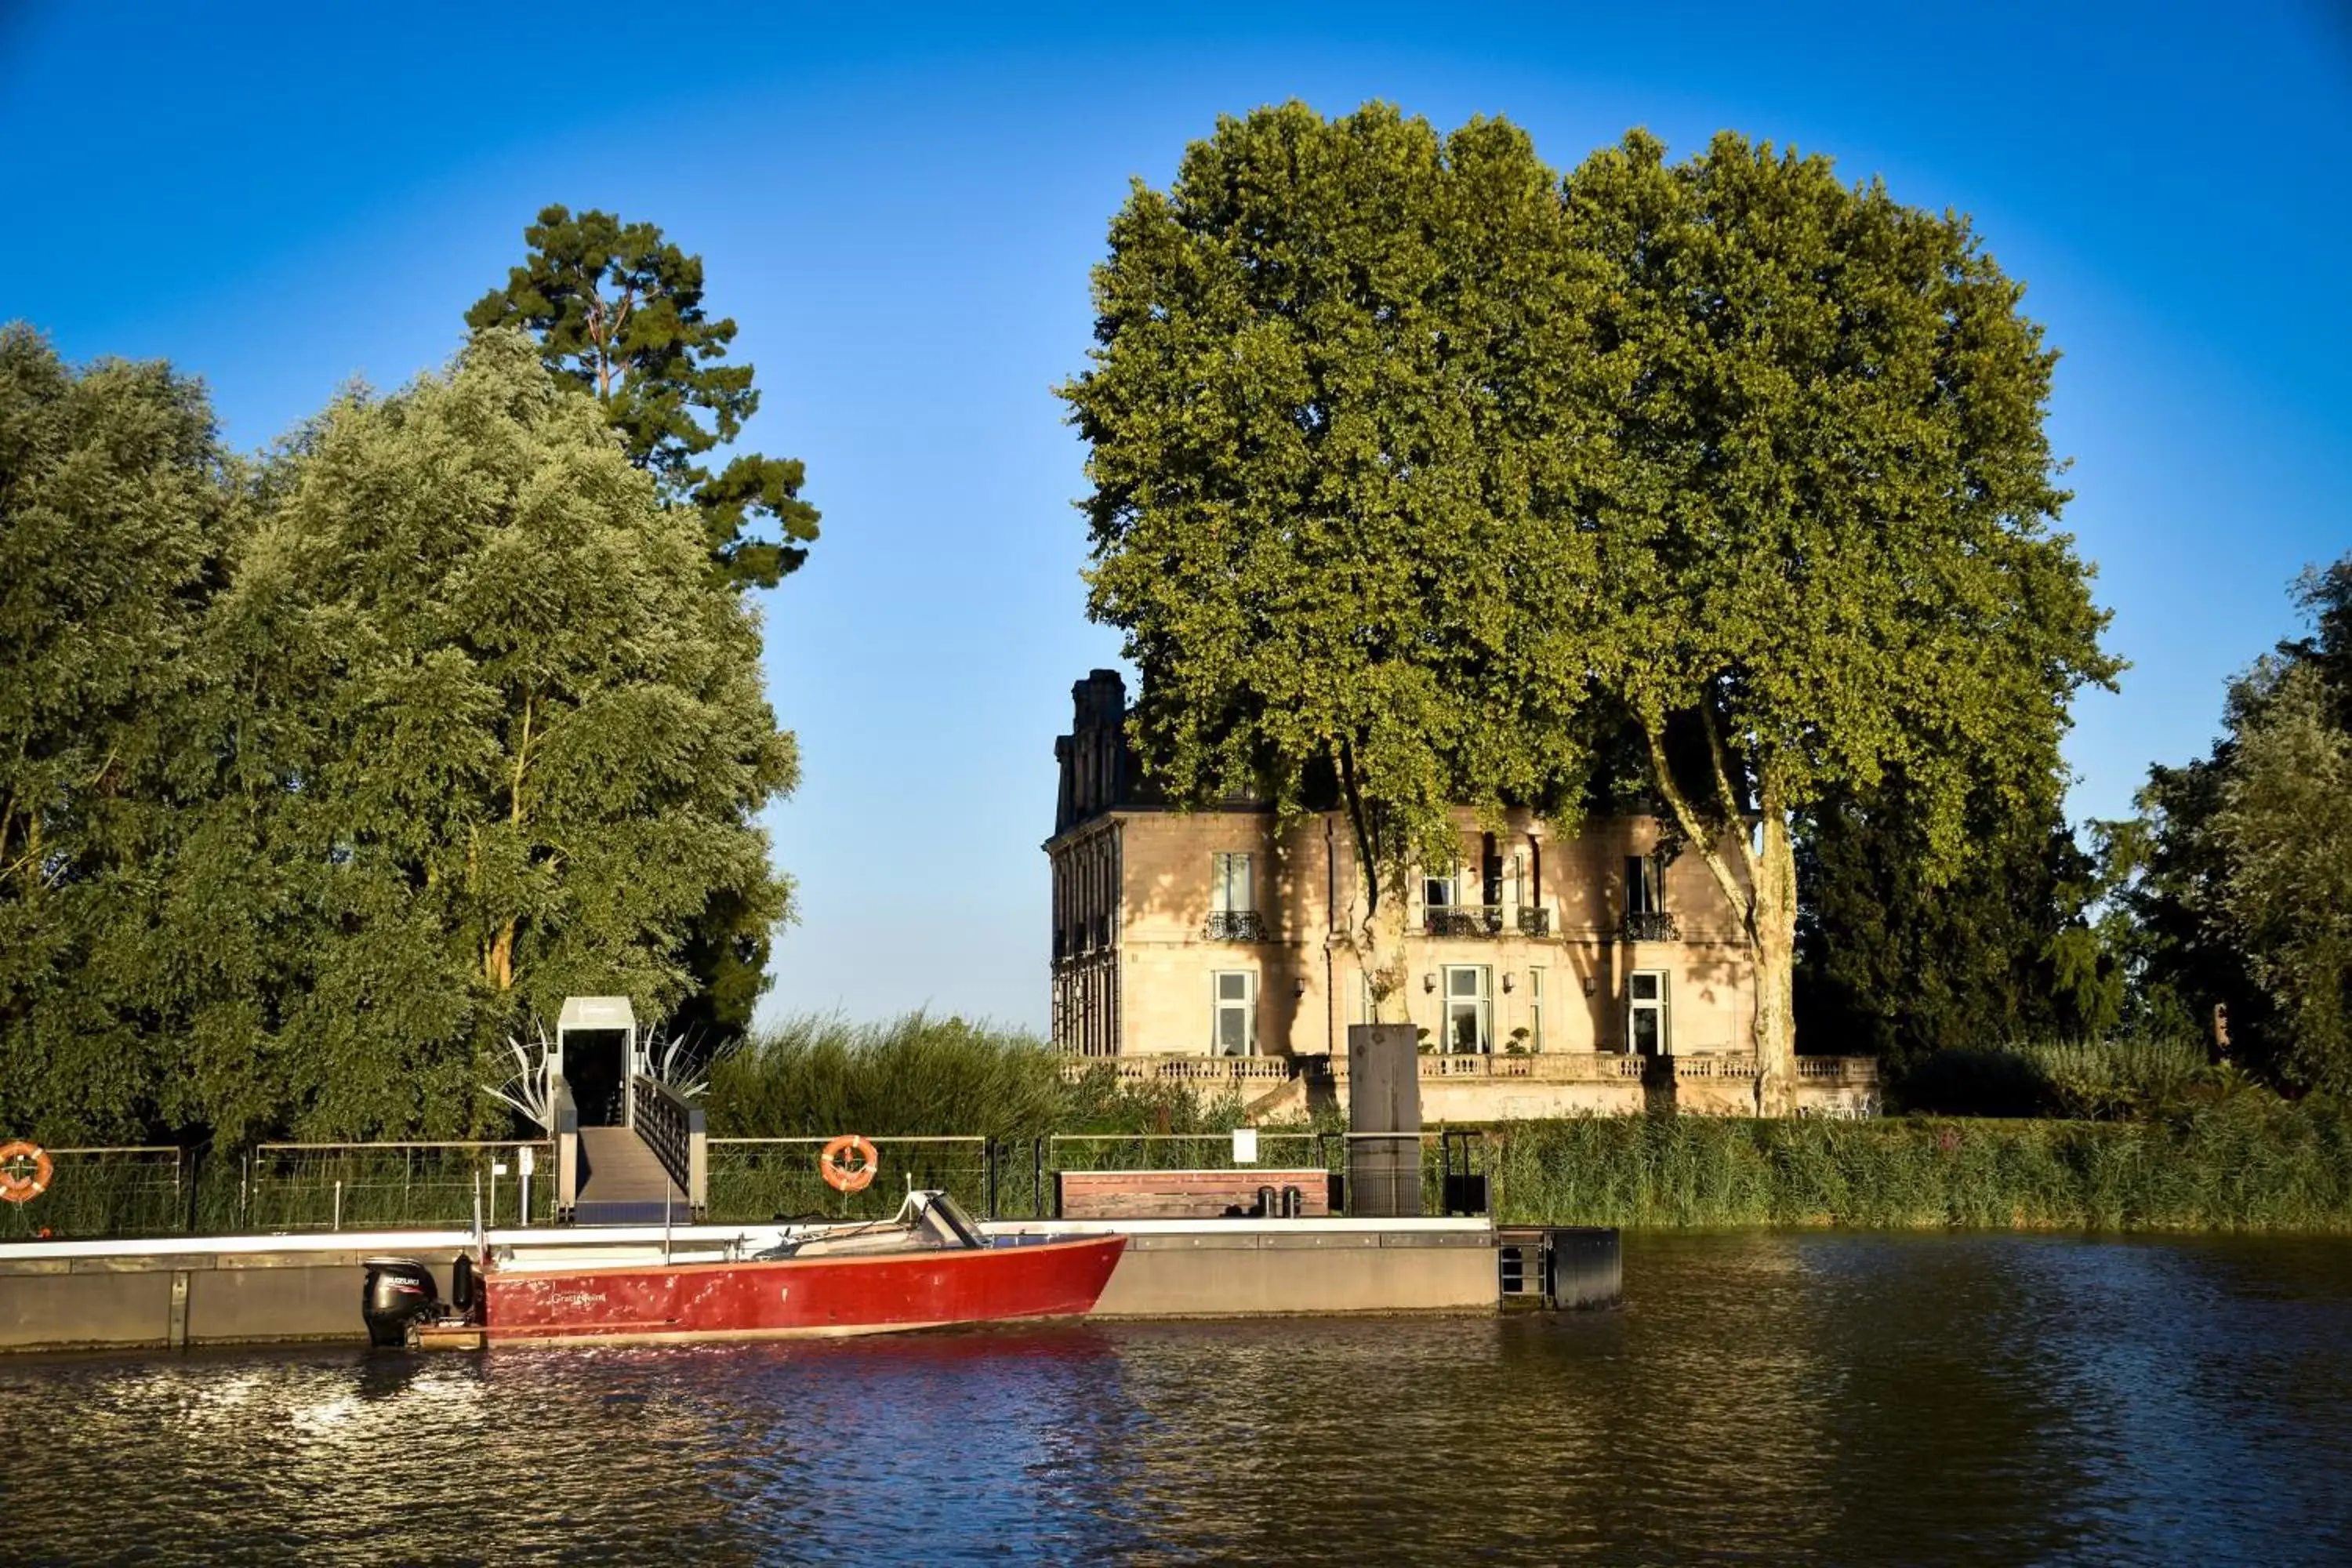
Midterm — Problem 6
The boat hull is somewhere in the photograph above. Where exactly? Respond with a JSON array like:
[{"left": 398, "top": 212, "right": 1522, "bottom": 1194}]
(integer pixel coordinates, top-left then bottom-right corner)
[{"left": 481, "top": 1236, "right": 1127, "bottom": 1347}]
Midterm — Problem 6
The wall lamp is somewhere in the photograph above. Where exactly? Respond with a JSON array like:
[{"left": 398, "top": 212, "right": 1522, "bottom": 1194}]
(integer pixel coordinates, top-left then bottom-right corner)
[
  {"left": 1422, "top": 973, "right": 1437, "bottom": 993},
  {"left": 1501, "top": 974, "right": 1515, "bottom": 993},
  {"left": 1293, "top": 977, "right": 1308, "bottom": 1000},
  {"left": 1582, "top": 976, "right": 1599, "bottom": 996}
]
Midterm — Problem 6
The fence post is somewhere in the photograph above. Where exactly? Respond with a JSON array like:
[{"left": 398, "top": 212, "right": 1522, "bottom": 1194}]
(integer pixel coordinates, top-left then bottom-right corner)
[
  {"left": 1033, "top": 1138, "right": 1045, "bottom": 1220},
  {"left": 984, "top": 1140, "right": 997, "bottom": 1221},
  {"left": 332, "top": 1178, "right": 342, "bottom": 1232}
]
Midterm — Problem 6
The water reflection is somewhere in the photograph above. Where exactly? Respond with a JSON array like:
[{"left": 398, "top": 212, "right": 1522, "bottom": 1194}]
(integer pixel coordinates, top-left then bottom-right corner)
[{"left": 3, "top": 1236, "right": 2350, "bottom": 1563}]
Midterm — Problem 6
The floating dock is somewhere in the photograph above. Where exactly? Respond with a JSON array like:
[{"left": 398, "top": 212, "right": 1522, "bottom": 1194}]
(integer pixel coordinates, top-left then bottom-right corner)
[{"left": 0, "top": 1214, "right": 1546, "bottom": 1354}]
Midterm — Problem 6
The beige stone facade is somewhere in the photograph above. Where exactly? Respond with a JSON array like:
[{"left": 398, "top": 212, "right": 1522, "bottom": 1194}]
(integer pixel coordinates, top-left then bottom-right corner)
[{"left": 1046, "top": 670, "right": 1765, "bottom": 1072}]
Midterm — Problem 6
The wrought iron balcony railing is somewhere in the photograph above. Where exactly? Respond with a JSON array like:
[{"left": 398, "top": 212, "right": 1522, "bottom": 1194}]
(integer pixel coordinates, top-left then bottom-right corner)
[
  {"left": 1621, "top": 909, "right": 1679, "bottom": 942},
  {"left": 1517, "top": 907, "right": 1551, "bottom": 938},
  {"left": 1204, "top": 909, "right": 1266, "bottom": 941},
  {"left": 1425, "top": 905, "right": 1504, "bottom": 938}
]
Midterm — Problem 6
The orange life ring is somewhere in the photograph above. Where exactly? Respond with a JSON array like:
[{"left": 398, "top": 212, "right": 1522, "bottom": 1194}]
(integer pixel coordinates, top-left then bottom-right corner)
[
  {"left": 818, "top": 1134, "right": 878, "bottom": 1194},
  {"left": 0, "top": 1142, "right": 53, "bottom": 1203}
]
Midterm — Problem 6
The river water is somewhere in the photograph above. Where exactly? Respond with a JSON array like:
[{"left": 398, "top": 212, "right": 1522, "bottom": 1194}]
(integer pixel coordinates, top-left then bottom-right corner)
[{"left": 4, "top": 1232, "right": 2350, "bottom": 1564}]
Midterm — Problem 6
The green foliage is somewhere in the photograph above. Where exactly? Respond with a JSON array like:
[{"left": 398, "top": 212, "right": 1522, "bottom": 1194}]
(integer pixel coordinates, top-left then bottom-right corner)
[
  {"left": 2105, "top": 557, "right": 2352, "bottom": 1094},
  {"left": 1567, "top": 131, "right": 2119, "bottom": 1094},
  {"left": 152, "top": 332, "right": 796, "bottom": 1142},
  {"left": 1059, "top": 103, "right": 1609, "bottom": 923},
  {"left": 703, "top": 1011, "right": 1238, "bottom": 1142},
  {"left": 468, "top": 204, "right": 819, "bottom": 592},
  {"left": 2, "top": 329, "right": 795, "bottom": 1149},
  {"left": 0, "top": 325, "right": 242, "bottom": 1142},
  {"left": 1895, "top": 1032, "right": 2216, "bottom": 1119},
  {"left": 1484, "top": 1102, "right": 2352, "bottom": 1231},
  {"left": 2211, "top": 657, "right": 2352, "bottom": 1094},
  {"left": 1065, "top": 107, "right": 2118, "bottom": 1080},
  {"left": 1796, "top": 777, "right": 2121, "bottom": 1074}
]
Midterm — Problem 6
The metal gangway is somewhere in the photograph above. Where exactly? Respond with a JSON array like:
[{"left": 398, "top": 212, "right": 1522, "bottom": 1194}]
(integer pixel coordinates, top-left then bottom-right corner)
[{"left": 550, "top": 996, "right": 707, "bottom": 1226}]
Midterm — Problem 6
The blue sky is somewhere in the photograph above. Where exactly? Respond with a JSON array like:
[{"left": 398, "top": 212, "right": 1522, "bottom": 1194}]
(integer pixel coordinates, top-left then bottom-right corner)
[{"left": 4, "top": 2, "right": 2347, "bottom": 1033}]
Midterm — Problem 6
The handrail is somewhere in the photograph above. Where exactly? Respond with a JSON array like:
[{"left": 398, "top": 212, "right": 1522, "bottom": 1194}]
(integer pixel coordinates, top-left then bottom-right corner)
[
  {"left": 631, "top": 1073, "right": 706, "bottom": 1218},
  {"left": 552, "top": 1073, "right": 579, "bottom": 1219}
]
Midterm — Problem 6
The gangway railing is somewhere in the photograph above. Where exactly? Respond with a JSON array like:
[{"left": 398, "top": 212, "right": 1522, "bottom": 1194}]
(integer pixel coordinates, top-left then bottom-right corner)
[
  {"left": 630, "top": 1073, "right": 707, "bottom": 1218},
  {"left": 553, "top": 1074, "right": 579, "bottom": 1221}
]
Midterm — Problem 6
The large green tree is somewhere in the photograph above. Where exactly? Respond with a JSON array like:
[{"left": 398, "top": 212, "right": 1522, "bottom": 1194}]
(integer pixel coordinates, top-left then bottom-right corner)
[
  {"left": 150, "top": 332, "right": 797, "bottom": 1141},
  {"left": 0, "top": 325, "right": 241, "bottom": 1141},
  {"left": 2108, "top": 558, "right": 2352, "bottom": 1094},
  {"left": 1795, "top": 777, "right": 2118, "bottom": 1076},
  {"left": 468, "top": 204, "right": 819, "bottom": 593},
  {"left": 1059, "top": 103, "right": 1610, "bottom": 1005},
  {"left": 1067, "top": 110, "right": 2117, "bottom": 1107},
  {"left": 1567, "top": 132, "right": 2118, "bottom": 1110}
]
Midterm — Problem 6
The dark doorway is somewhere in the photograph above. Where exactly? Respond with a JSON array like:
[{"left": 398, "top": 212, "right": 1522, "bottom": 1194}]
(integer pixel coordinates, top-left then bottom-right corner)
[{"left": 565, "top": 1029, "right": 628, "bottom": 1126}]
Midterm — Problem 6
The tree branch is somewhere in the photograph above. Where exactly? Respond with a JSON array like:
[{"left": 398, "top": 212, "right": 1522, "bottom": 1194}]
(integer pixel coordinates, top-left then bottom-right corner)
[
  {"left": 1696, "top": 699, "right": 1763, "bottom": 884},
  {"left": 1646, "top": 722, "right": 1753, "bottom": 924}
]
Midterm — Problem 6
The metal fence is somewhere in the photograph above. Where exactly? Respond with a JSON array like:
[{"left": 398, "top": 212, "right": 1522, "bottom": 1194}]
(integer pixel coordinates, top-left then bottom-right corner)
[
  {"left": 0, "top": 1128, "right": 1501, "bottom": 1240},
  {"left": 0, "top": 1146, "right": 186, "bottom": 1240},
  {"left": 706, "top": 1135, "right": 993, "bottom": 1224},
  {"left": 244, "top": 1142, "right": 556, "bottom": 1232}
]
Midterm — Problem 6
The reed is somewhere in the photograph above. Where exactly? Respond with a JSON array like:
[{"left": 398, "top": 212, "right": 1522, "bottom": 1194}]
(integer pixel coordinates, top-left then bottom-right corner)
[
  {"left": 702, "top": 1011, "right": 1238, "bottom": 1142},
  {"left": 1479, "top": 1097, "right": 2352, "bottom": 1231}
]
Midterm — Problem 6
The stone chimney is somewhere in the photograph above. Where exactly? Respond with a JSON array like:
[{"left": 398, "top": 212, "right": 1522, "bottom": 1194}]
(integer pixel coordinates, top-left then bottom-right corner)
[{"left": 1054, "top": 670, "right": 1134, "bottom": 835}]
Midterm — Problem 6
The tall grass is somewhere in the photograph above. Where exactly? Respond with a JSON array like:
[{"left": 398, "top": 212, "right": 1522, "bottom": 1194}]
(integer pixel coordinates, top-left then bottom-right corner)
[
  {"left": 1480, "top": 1098, "right": 2352, "bottom": 1231},
  {"left": 704, "top": 1011, "right": 1240, "bottom": 1142}
]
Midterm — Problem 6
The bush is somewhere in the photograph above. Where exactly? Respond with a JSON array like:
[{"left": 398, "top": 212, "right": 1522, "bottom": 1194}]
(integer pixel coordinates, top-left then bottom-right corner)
[{"left": 1893, "top": 1031, "right": 2216, "bottom": 1118}]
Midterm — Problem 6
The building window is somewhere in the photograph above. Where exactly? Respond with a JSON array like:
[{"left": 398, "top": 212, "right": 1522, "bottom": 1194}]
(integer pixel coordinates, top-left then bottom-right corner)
[
  {"left": 1627, "top": 855, "right": 1665, "bottom": 914},
  {"left": 1628, "top": 970, "right": 1669, "bottom": 1056},
  {"left": 1207, "top": 851, "right": 1264, "bottom": 939},
  {"left": 1423, "top": 862, "right": 1459, "bottom": 912},
  {"left": 1212, "top": 851, "right": 1253, "bottom": 913},
  {"left": 1443, "top": 965, "right": 1492, "bottom": 1054},
  {"left": 1529, "top": 967, "right": 1545, "bottom": 1053},
  {"left": 1212, "top": 970, "right": 1258, "bottom": 1056}
]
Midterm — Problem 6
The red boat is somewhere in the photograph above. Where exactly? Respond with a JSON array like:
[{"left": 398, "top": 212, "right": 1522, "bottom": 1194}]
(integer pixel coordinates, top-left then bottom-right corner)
[{"left": 365, "top": 1193, "right": 1126, "bottom": 1349}]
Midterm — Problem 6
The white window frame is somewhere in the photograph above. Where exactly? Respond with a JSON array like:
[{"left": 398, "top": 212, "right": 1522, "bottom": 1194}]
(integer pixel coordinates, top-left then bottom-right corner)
[
  {"left": 1443, "top": 964, "right": 1492, "bottom": 1054},
  {"left": 1211, "top": 969, "right": 1258, "bottom": 1057},
  {"left": 1628, "top": 969, "right": 1670, "bottom": 1056},
  {"left": 1529, "top": 966, "right": 1545, "bottom": 1053},
  {"left": 1423, "top": 860, "right": 1460, "bottom": 913},
  {"left": 1211, "top": 851, "right": 1254, "bottom": 914}
]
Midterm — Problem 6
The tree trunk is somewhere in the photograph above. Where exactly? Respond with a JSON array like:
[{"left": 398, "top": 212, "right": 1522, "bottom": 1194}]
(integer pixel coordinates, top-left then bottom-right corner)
[
  {"left": 1357, "top": 891, "right": 1411, "bottom": 1025},
  {"left": 485, "top": 918, "right": 517, "bottom": 992},
  {"left": 1749, "top": 802, "right": 1799, "bottom": 1116}
]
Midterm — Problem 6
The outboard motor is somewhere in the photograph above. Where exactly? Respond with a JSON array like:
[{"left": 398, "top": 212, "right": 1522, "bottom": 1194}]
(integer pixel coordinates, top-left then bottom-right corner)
[{"left": 361, "top": 1258, "right": 440, "bottom": 1348}]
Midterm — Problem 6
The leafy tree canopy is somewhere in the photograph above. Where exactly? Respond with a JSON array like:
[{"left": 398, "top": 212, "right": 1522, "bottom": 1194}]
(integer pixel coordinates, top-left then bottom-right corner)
[
  {"left": 1066, "top": 107, "right": 2119, "bottom": 1098},
  {"left": 1796, "top": 775, "right": 2119, "bottom": 1078},
  {"left": 30, "top": 332, "right": 798, "bottom": 1145},
  {"left": 1059, "top": 103, "right": 1611, "bottom": 999},
  {"left": 2107, "top": 558, "right": 2352, "bottom": 1094},
  {"left": 1570, "top": 130, "right": 2120, "bottom": 1105},
  {"left": 0, "top": 325, "right": 241, "bottom": 1141},
  {"left": 468, "top": 205, "right": 819, "bottom": 592}
]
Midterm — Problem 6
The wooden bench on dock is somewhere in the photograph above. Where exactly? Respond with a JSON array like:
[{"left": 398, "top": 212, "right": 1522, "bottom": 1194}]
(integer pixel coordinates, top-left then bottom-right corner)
[{"left": 1056, "top": 1168, "right": 1333, "bottom": 1220}]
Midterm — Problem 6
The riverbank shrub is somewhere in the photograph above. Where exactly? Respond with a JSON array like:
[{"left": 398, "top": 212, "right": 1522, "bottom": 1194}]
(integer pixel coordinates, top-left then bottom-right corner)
[
  {"left": 1481, "top": 1098, "right": 2352, "bottom": 1230},
  {"left": 1893, "top": 1031, "right": 2218, "bottom": 1118}
]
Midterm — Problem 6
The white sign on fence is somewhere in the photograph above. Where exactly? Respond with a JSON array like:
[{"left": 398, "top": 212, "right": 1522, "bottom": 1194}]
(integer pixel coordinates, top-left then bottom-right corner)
[{"left": 1231, "top": 1128, "right": 1258, "bottom": 1165}]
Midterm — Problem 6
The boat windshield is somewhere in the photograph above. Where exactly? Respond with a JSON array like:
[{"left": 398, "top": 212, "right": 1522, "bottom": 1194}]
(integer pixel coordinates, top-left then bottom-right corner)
[{"left": 903, "top": 1191, "right": 988, "bottom": 1250}]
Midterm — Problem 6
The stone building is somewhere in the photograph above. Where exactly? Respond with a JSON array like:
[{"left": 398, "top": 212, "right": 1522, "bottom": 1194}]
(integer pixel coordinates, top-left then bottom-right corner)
[{"left": 1044, "top": 670, "right": 1876, "bottom": 1117}]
